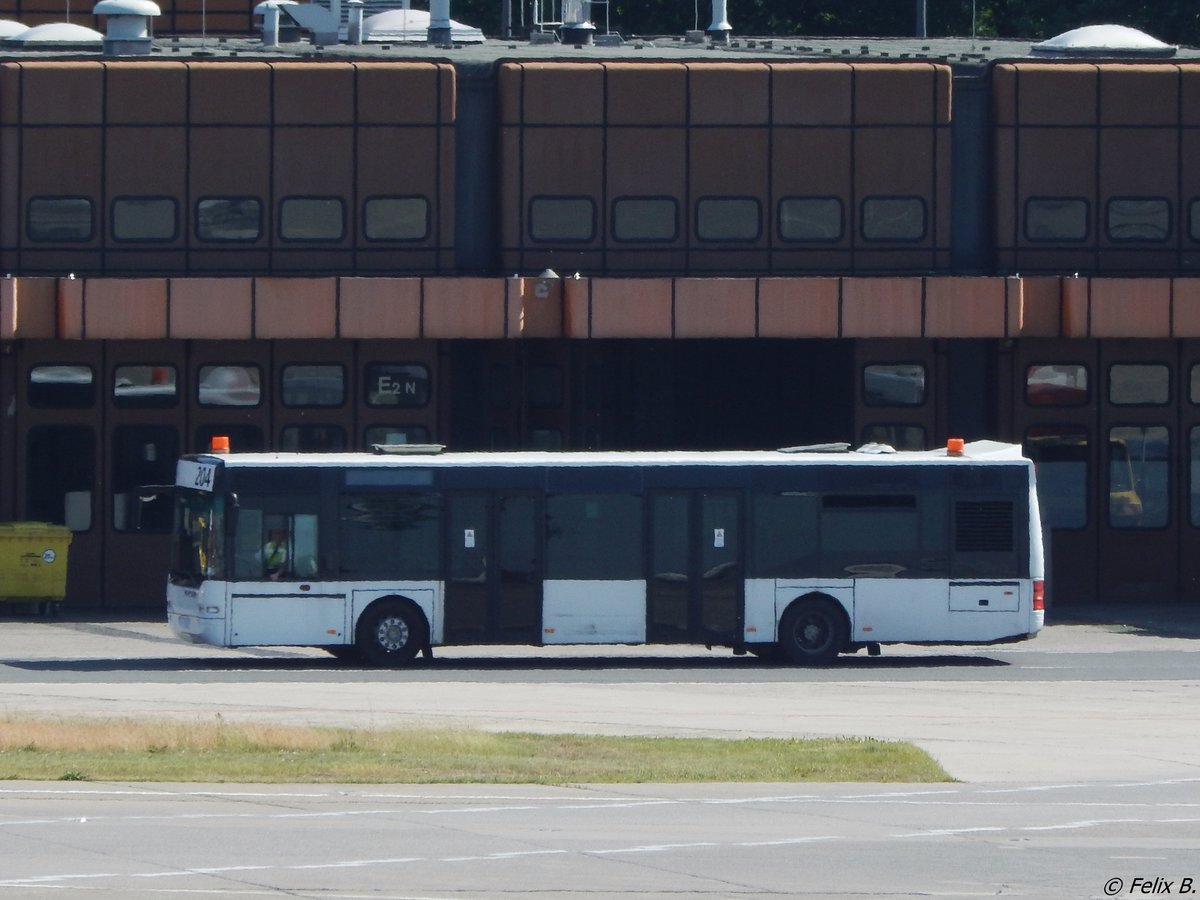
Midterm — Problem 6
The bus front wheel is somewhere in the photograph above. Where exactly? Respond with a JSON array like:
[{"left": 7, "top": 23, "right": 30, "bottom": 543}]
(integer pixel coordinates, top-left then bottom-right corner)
[
  {"left": 356, "top": 601, "right": 427, "bottom": 667},
  {"left": 778, "top": 598, "right": 846, "bottom": 666}
]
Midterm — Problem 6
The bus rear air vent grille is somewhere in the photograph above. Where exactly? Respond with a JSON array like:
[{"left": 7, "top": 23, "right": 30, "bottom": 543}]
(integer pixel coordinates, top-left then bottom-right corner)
[{"left": 954, "top": 500, "right": 1014, "bottom": 552}]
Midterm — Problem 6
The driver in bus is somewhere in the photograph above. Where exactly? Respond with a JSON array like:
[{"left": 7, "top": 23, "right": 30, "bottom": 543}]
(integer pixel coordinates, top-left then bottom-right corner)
[{"left": 262, "top": 528, "right": 289, "bottom": 580}]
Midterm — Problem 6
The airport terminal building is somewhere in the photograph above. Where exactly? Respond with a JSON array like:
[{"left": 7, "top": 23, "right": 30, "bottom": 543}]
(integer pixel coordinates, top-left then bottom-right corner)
[{"left": 0, "top": 5, "right": 1196, "bottom": 608}]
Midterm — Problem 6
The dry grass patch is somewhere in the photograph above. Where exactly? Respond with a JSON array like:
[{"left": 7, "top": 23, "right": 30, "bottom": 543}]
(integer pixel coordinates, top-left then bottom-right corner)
[{"left": 0, "top": 716, "right": 950, "bottom": 784}]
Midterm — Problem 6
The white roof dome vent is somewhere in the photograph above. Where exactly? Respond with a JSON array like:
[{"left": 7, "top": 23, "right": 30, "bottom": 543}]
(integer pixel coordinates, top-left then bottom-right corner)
[
  {"left": 362, "top": 8, "right": 483, "bottom": 43},
  {"left": 2, "top": 21, "right": 103, "bottom": 47},
  {"left": 0, "top": 19, "right": 29, "bottom": 38},
  {"left": 94, "top": 0, "right": 160, "bottom": 55},
  {"left": 1030, "top": 23, "right": 1176, "bottom": 58}
]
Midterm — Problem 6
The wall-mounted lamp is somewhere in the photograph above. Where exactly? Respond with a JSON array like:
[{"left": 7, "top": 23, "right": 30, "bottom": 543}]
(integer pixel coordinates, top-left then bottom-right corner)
[{"left": 533, "top": 268, "right": 560, "bottom": 300}]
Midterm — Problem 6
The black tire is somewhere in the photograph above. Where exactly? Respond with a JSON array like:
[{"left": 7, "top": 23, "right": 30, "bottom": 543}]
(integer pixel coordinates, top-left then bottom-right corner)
[
  {"left": 778, "top": 598, "right": 847, "bottom": 666},
  {"left": 355, "top": 600, "right": 427, "bottom": 667}
]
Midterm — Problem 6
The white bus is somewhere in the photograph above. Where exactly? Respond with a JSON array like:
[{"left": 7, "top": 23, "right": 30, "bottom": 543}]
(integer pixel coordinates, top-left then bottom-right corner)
[{"left": 165, "top": 439, "right": 1045, "bottom": 666}]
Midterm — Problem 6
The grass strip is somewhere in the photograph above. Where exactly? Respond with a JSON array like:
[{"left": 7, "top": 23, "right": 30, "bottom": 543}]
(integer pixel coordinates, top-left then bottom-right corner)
[{"left": 0, "top": 716, "right": 949, "bottom": 784}]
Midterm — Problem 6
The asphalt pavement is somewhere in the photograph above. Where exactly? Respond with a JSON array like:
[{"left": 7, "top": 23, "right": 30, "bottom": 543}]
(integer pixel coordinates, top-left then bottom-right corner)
[{"left": 0, "top": 602, "right": 1197, "bottom": 784}]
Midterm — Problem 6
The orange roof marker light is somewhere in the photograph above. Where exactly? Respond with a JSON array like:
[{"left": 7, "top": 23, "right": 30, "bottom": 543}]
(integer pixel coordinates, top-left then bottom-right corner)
[
  {"left": 946, "top": 437, "right": 965, "bottom": 456},
  {"left": 210, "top": 435, "right": 231, "bottom": 454}
]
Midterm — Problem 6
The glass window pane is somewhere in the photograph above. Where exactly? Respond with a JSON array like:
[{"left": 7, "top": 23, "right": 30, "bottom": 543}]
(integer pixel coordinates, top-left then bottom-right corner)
[
  {"left": 198, "top": 365, "right": 262, "bottom": 407},
  {"left": 339, "top": 492, "right": 441, "bottom": 580},
  {"left": 860, "top": 196, "right": 925, "bottom": 241},
  {"left": 112, "top": 197, "right": 177, "bottom": 242},
  {"left": 860, "top": 424, "right": 926, "bottom": 450},
  {"left": 279, "top": 425, "right": 347, "bottom": 452},
  {"left": 1109, "top": 425, "right": 1168, "bottom": 528},
  {"left": 612, "top": 197, "right": 677, "bottom": 241},
  {"left": 113, "top": 365, "right": 177, "bottom": 409},
  {"left": 27, "top": 197, "right": 93, "bottom": 242},
  {"left": 1190, "top": 199, "right": 1200, "bottom": 242},
  {"left": 778, "top": 196, "right": 842, "bottom": 241},
  {"left": 112, "top": 425, "right": 179, "bottom": 532},
  {"left": 696, "top": 197, "right": 760, "bottom": 241},
  {"left": 1109, "top": 364, "right": 1169, "bottom": 405},
  {"left": 196, "top": 198, "right": 261, "bottom": 241},
  {"left": 528, "top": 428, "right": 563, "bottom": 449},
  {"left": 1025, "top": 426, "right": 1088, "bottom": 529},
  {"left": 1026, "top": 364, "right": 1088, "bottom": 406},
  {"left": 233, "top": 509, "right": 322, "bottom": 581},
  {"left": 26, "top": 425, "right": 94, "bottom": 531},
  {"left": 280, "top": 197, "right": 344, "bottom": 241},
  {"left": 363, "top": 196, "right": 429, "bottom": 241},
  {"left": 863, "top": 364, "right": 926, "bottom": 406},
  {"left": 546, "top": 493, "right": 642, "bottom": 579},
  {"left": 528, "top": 364, "right": 562, "bottom": 409},
  {"left": 820, "top": 494, "right": 918, "bottom": 574},
  {"left": 752, "top": 491, "right": 819, "bottom": 577},
  {"left": 365, "top": 425, "right": 431, "bottom": 448},
  {"left": 529, "top": 197, "right": 595, "bottom": 241},
  {"left": 29, "top": 365, "right": 95, "bottom": 409},
  {"left": 365, "top": 363, "right": 430, "bottom": 407},
  {"left": 1192, "top": 364, "right": 1200, "bottom": 405},
  {"left": 1106, "top": 198, "right": 1169, "bottom": 242},
  {"left": 281, "top": 364, "right": 345, "bottom": 407},
  {"left": 1191, "top": 427, "right": 1200, "bottom": 527},
  {"left": 1025, "top": 197, "right": 1088, "bottom": 241}
]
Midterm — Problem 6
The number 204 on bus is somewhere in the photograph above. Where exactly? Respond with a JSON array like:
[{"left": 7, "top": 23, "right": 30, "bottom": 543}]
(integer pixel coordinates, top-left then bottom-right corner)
[{"left": 165, "top": 439, "right": 1045, "bottom": 666}]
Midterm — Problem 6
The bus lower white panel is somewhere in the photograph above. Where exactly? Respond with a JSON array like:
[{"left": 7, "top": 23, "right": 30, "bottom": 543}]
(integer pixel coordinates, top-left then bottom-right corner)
[
  {"left": 230, "top": 593, "right": 348, "bottom": 646},
  {"left": 542, "top": 581, "right": 645, "bottom": 644},
  {"left": 948, "top": 581, "right": 1020, "bottom": 612},
  {"left": 855, "top": 579, "right": 1028, "bottom": 643},
  {"left": 743, "top": 579, "right": 777, "bottom": 643},
  {"left": 852, "top": 579, "right": 949, "bottom": 643}
]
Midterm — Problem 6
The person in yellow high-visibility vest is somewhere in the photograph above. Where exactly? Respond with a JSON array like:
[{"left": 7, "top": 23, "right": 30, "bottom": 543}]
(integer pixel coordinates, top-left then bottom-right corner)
[{"left": 263, "top": 527, "right": 289, "bottom": 580}]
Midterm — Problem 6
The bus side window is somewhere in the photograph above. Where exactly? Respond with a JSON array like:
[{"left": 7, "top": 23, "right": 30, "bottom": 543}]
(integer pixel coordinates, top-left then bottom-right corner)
[
  {"left": 258, "top": 514, "right": 320, "bottom": 579},
  {"left": 232, "top": 509, "right": 264, "bottom": 579},
  {"left": 292, "top": 514, "right": 320, "bottom": 577}
]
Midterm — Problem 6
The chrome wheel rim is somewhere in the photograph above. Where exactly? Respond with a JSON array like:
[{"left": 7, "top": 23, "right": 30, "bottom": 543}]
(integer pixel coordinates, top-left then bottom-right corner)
[{"left": 375, "top": 616, "right": 410, "bottom": 652}]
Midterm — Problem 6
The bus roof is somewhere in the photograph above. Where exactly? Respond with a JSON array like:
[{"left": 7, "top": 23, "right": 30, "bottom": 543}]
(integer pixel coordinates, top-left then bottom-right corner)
[{"left": 188, "top": 440, "right": 1030, "bottom": 469}]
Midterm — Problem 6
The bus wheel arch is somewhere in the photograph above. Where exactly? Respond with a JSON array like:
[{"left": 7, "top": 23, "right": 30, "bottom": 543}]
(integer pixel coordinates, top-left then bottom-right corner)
[
  {"left": 355, "top": 596, "right": 429, "bottom": 667},
  {"left": 777, "top": 594, "right": 849, "bottom": 666}
]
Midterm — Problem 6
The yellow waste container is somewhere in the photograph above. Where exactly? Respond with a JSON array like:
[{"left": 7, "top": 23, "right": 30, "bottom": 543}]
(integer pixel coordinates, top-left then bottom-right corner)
[{"left": 0, "top": 522, "right": 72, "bottom": 615}]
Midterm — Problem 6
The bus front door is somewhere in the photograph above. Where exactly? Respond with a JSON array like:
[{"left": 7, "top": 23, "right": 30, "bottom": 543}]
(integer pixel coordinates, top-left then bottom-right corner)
[
  {"left": 444, "top": 492, "right": 542, "bottom": 646},
  {"left": 648, "top": 491, "right": 742, "bottom": 646}
]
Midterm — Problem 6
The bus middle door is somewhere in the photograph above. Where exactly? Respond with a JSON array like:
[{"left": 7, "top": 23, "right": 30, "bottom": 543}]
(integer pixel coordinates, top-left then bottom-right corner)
[
  {"left": 648, "top": 491, "right": 742, "bottom": 646},
  {"left": 444, "top": 492, "right": 542, "bottom": 646}
]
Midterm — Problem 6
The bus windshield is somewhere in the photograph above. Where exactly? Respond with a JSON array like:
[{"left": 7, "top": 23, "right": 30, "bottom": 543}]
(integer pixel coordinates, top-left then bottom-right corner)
[{"left": 171, "top": 491, "right": 225, "bottom": 584}]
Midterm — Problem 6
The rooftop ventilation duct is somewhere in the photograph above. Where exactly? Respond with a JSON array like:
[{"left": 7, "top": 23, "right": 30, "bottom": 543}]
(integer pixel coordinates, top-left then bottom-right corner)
[
  {"left": 94, "top": 0, "right": 160, "bottom": 55},
  {"left": 560, "top": 0, "right": 594, "bottom": 44},
  {"left": 427, "top": 0, "right": 450, "bottom": 43},
  {"left": 707, "top": 0, "right": 730, "bottom": 43},
  {"left": 1030, "top": 24, "right": 1176, "bottom": 58},
  {"left": 275, "top": 0, "right": 341, "bottom": 45},
  {"left": 254, "top": 0, "right": 300, "bottom": 45},
  {"left": 346, "top": 0, "right": 363, "bottom": 43}
]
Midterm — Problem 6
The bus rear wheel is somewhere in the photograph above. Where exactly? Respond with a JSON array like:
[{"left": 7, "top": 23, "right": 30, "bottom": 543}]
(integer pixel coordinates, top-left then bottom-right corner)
[
  {"left": 356, "top": 601, "right": 426, "bottom": 667},
  {"left": 778, "top": 598, "right": 846, "bottom": 666}
]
